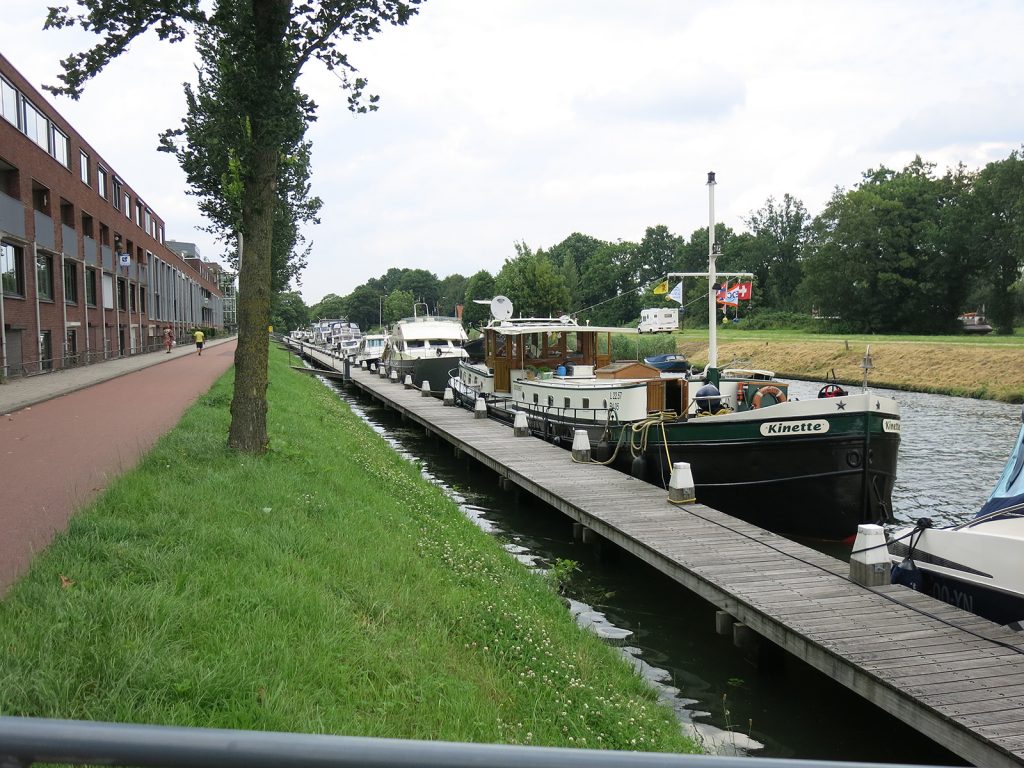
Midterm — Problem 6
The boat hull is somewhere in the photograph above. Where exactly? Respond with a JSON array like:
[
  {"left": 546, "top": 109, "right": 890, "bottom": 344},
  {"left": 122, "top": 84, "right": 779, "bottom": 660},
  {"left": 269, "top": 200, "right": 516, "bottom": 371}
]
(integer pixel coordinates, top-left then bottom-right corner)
[
  {"left": 621, "top": 419, "right": 898, "bottom": 541},
  {"left": 888, "top": 517, "right": 1024, "bottom": 626},
  {"left": 384, "top": 354, "right": 462, "bottom": 394}
]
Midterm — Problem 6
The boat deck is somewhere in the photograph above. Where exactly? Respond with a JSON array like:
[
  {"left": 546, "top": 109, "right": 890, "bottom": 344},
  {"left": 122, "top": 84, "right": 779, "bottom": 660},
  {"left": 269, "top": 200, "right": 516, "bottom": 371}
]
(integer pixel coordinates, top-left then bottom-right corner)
[{"left": 291, "top": 343, "right": 1024, "bottom": 767}]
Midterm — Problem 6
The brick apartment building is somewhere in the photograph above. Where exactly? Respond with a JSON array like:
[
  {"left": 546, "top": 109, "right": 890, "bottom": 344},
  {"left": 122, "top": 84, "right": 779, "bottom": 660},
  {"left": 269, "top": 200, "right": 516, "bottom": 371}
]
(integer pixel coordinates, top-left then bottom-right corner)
[{"left": 0, "top": 52, "right": 224, "bottom": 379}]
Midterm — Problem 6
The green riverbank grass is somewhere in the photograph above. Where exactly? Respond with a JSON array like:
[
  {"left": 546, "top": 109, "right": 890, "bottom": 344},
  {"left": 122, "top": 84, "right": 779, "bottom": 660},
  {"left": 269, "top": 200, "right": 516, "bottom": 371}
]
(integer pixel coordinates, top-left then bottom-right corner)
[{"left": 0, "top": 346, "right": 699, "bottom": 754}]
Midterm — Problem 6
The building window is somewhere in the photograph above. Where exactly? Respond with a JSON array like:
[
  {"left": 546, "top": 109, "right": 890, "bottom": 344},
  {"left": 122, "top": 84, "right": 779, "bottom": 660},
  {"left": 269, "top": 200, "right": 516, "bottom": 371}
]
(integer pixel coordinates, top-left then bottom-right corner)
[
  {"left": 80, "top": 150, "right": 90, "bottom": 185},
  {"left": 64, "top": 260, "right": 78, "bottom": 303},
  {"left": 0, "top": 76, "right": 17, "bottom": 127},
  {"left": 36, "top": 253, "right": 54, "bottom": 300},
  {"left": 22, "top": 100, "right": 49, "bottom": 151},
  {"left": 97, "top": 166, "right": 108, "bottom": 199},
  {"left": 144, "top": 208, "right": 151, "bottom": 233},
  {"left": 117, "top": 277, "right": 127, "bottom": 310},
  {"left": 129, "top": 283, "right": 137, "bottom": 312},
  {"left": 140, "top": 286, "right": 147, "bottom": 314},
  {"left": 51, "top": 127, "right": 69, "bottom": 168},
  {"left": 1, "top": 241, "right": 25, "bottom": 296},
  {"left": 85, "top": 267, "right": 97, "bottom": 306},
  {"left": 123, "top": 191, "right": 130, "bottom": 217},
  {"left": 135, "top": 201, "right": 143, "bottom": 227}
]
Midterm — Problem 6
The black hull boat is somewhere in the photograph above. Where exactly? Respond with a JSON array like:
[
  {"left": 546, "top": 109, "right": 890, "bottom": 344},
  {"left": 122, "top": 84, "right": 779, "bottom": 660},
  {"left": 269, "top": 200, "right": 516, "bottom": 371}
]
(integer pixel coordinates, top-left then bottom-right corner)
[
  {"left": 888, "top": 406, "right": 1024, "bottom": 628},
  {"left": 450, "top": 174, "right": 901, "bottom": 543}
]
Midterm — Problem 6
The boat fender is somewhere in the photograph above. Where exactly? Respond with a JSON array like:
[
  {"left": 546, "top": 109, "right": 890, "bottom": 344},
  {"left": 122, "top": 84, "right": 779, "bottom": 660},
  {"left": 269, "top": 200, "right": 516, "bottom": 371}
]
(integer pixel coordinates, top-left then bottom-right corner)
[
  {"left": 890, "top": 517, "right": 932, "bottom": 590},
  {"left": 694, "top": 383, "right": 721, "bottom": 414},
  {"left": 890, "top": 557, "right": 925, "bottom": 591},
  {"left": 751, "top": 385, "right": 787, "bottom": 408},
  {"left": 630, "top": 454, "right": 647, "bottom": 482}
]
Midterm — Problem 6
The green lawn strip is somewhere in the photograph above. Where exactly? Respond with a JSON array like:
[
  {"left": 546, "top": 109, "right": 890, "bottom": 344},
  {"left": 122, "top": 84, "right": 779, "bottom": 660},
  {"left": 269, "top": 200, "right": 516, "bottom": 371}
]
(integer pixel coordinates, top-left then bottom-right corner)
[{"left": 0, "top": 346, "right": 699, "bottom": 754}]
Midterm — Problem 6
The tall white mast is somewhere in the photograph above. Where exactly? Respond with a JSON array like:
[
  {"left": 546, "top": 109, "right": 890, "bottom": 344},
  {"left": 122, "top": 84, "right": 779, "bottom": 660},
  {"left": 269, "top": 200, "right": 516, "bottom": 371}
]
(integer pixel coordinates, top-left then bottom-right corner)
[{"left": 707, "top": 171, "right": 717, "bottom": 371}]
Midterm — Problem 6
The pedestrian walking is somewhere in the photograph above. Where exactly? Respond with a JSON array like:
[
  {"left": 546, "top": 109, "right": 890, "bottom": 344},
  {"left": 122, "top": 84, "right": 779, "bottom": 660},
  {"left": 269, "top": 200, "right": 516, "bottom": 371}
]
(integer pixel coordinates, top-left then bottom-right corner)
[
  {"left": 163, "top": 326, "right": 173, "bottom": 353},
  {"left": 193, "top": 328, "right": 205, "bottom": 356}
]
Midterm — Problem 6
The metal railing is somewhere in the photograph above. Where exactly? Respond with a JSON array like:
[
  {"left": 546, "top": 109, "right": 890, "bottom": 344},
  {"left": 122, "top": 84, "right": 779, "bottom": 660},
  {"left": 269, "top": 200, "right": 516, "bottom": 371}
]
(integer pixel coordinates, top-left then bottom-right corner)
[
  {"left": 0, "top": 717, "right": 949, "bottom": 768},
  {"left": 1, "top": 340, "right": 171, "bottom": 380}
]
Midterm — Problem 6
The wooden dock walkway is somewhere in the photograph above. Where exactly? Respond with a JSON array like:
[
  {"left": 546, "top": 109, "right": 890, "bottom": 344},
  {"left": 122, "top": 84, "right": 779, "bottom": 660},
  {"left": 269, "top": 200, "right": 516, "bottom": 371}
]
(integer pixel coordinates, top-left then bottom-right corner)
[{"left": 291, "top": 344, "right": 1024, "bottom": 767}]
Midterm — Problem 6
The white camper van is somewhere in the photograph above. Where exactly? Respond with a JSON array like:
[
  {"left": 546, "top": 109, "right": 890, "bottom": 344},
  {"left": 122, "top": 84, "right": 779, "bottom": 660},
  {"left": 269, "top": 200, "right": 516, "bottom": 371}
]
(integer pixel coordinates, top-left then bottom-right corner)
[{"left": 638, "top": 307, "right": 679, "bottom": 333}]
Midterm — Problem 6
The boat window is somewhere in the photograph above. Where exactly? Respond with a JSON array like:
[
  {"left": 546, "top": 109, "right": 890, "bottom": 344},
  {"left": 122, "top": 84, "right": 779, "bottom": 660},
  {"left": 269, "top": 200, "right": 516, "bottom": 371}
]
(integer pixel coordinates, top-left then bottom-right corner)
[
  {"left": 582, "top": 398, "right": 589, "bottom": 409},
  {"left": 533, "top": 393, "right": 538, "bottom": 404},
  {"left": 547, "top": 395, "right": 553, "bottom": 406},
  {"left": 564, "top": 397, "right": 571, "bottom": 409}
]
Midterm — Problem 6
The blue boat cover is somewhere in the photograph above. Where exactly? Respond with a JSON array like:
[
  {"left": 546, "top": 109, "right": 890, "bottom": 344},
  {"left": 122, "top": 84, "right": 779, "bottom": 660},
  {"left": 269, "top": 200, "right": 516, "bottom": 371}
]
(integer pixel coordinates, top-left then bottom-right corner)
[{"left": 975, "top": 406, "right": 1024, "bottom": 519}]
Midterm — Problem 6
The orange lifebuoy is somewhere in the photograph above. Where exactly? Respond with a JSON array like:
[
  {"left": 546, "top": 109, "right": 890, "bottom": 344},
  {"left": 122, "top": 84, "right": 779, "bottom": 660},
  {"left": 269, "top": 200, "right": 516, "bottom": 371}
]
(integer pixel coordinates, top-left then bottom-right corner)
[{"left": 751, "top": 385, "right": 787, "bottom": 408}]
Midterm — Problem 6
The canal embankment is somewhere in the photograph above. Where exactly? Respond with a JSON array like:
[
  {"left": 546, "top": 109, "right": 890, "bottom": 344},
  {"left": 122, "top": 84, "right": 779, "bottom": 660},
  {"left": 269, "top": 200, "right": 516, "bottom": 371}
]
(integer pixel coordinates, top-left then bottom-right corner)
[
  {"left": 677, "top": 336, "right": 1024, "bottom": 402},
  {"left": 0, "top": 345, "right": 699, "bottom": 755}
]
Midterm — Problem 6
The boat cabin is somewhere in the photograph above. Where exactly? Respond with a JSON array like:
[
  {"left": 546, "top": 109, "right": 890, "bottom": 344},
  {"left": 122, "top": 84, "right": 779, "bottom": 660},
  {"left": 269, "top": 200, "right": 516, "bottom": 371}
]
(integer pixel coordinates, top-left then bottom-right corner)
[{"left": 483, "top": 319, "right": 619, "bottom": 392}]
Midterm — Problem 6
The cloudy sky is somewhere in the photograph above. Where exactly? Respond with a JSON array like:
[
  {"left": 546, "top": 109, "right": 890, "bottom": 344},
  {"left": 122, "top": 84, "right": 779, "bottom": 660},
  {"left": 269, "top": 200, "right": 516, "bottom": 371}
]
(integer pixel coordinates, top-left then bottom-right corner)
[{"left": 6, "top": 0, "right": 1023, "bottom": 304}]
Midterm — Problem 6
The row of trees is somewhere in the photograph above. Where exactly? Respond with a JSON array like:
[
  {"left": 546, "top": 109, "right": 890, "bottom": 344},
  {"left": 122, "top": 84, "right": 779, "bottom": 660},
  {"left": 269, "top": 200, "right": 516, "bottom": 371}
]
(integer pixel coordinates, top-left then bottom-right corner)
[{"left": 278, "top": 150, "right": 1024, "bottom": 337}]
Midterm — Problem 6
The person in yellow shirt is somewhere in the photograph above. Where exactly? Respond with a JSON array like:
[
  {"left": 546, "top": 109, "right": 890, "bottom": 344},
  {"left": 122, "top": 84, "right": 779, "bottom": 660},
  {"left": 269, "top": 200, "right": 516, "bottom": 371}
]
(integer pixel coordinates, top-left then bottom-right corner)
[{"left": 193, "top": 328, "right": 205, "bottom": 356}]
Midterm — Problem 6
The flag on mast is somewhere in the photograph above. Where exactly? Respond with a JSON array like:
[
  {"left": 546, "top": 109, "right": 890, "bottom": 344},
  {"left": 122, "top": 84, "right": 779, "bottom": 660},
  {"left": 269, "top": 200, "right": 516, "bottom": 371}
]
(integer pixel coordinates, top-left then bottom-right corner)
[
  {"left": 667, "top": 282, "right": 684, "bottom": 304},
  {"left": 652, "top": 279, "right": 669, "bottom": 295}
]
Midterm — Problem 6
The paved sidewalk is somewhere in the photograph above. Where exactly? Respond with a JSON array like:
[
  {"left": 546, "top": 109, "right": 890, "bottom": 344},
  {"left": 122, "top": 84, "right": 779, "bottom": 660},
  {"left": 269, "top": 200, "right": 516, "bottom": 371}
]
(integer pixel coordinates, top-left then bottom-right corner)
[{"left": 0, "top": 336, "right": 237, "bottom": 593}]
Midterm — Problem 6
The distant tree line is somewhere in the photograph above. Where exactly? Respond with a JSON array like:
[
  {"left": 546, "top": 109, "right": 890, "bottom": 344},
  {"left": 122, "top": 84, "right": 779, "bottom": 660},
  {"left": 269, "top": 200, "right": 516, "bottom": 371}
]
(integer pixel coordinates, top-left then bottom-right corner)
[{"left": 273, "top": 149, "right": 1024, "bottom": 335}]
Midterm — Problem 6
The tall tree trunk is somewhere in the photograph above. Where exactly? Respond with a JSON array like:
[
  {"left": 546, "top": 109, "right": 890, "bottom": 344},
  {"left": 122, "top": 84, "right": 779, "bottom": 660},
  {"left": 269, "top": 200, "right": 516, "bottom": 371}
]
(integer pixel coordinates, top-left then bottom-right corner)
[
  {"left": 227, "top": 0, "right": 288, "bottom": 453},
  {"left": 228, "top": 145, "right": 277, "bottom": 453}
]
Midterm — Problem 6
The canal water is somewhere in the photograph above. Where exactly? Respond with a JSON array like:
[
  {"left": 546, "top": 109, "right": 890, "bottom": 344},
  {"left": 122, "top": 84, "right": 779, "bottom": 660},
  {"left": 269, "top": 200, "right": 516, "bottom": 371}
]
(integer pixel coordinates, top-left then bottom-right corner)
[{"left": 329, "top": 375, "right": 1020, "bottom": 764}]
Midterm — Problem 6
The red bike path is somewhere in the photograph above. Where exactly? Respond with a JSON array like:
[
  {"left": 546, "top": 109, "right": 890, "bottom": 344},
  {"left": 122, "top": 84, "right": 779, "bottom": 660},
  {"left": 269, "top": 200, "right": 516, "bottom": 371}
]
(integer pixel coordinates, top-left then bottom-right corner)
[{"left": 0, "top": 339, "right": 237, "bottom": 594}]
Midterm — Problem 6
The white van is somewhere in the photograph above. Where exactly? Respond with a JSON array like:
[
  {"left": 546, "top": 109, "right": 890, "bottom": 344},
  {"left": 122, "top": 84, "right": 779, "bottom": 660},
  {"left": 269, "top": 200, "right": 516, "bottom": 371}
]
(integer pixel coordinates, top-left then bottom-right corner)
[{"left": 638, "top": 307, "right": 679, "bottom": 333}]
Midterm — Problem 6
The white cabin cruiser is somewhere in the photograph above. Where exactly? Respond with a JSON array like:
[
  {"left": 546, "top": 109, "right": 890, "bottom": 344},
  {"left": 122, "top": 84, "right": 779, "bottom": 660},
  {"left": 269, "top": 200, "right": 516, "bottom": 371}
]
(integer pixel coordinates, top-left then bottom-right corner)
[
  {"left": 354, "top": 333, "right": 389, "bottom": 367},
  {"left": 381, "top": 303, "right": 469, "bottom": 394}
]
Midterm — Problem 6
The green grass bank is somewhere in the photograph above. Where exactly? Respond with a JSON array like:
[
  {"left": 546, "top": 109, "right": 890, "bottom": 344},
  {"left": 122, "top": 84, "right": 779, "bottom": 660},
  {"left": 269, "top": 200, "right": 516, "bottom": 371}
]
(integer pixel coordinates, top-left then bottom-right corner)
[{"left": 0, "top": 345, "right": 699, "bottom": 754}]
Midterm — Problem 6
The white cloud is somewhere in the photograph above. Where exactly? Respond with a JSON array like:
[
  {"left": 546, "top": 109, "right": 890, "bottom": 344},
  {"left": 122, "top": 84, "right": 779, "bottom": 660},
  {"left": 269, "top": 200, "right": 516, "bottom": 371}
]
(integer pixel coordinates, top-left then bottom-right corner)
[{"left": 5, "top": 0, "right": 1023, "bottom": 305}]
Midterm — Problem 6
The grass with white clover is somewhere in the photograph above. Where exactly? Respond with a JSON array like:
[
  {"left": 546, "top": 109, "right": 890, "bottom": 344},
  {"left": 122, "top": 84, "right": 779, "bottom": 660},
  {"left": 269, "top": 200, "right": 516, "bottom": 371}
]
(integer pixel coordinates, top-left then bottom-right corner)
[{"left": 0, "top": 344, "right": 700, "bottom": 754}]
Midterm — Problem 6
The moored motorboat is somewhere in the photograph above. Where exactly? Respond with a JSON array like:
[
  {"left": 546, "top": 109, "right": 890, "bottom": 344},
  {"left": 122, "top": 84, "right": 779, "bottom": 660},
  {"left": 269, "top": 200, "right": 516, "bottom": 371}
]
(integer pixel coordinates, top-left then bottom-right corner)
[
  {"left": 382, "top": 303, "right": 469, "bottom": 394},
  {"left": 644, "top": 353, "right": 692, "bottom": 374},
  {"left": 354, "top": 333, "right": 389, "bottom": 367},
  {"left": 888, "top": 406, "right": 1024, "bottom": 627}
]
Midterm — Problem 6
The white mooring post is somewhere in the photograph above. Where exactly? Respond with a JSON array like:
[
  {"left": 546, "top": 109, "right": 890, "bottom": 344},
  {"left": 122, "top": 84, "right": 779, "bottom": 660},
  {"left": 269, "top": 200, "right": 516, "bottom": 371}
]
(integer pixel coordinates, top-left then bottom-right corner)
[
  {"left": 474, "top": 396, "right": 488, "bottom": 419},
  {"left": 571, "top": 429, "right": 591, "bottom": 462},
  {"left": 849, "top": 523, "right": 889, "bottom": 587},
  {"left": 668, "top": 462, "right": 696, "bottom": 504},
  {"left": 378, "top": 365, "right": 387, "bottom": 378},
  {"left": 421, "top": 380, "right": 432, "bottom": 397},
  {"left": 404, "top": 374, "right": 415, "bottom": 389},
  {"left": 513, "top": 411, "right": 530, "bottom": 437},
  {"left": 389, "top": 369, "right": 399, "bottom": 383},
  {"left": 443, "top": 386, "right": 455, "bottom": 406}
]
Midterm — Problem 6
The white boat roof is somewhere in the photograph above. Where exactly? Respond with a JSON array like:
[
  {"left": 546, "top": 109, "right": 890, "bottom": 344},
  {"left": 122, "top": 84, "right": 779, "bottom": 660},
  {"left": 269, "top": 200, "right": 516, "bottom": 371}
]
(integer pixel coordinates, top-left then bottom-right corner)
[
  {"left": 394, "top": 315, "right": 468, "bottom": 341},
  {"left": 483, "top": 319, "right": 636, "bottom": 336}
]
